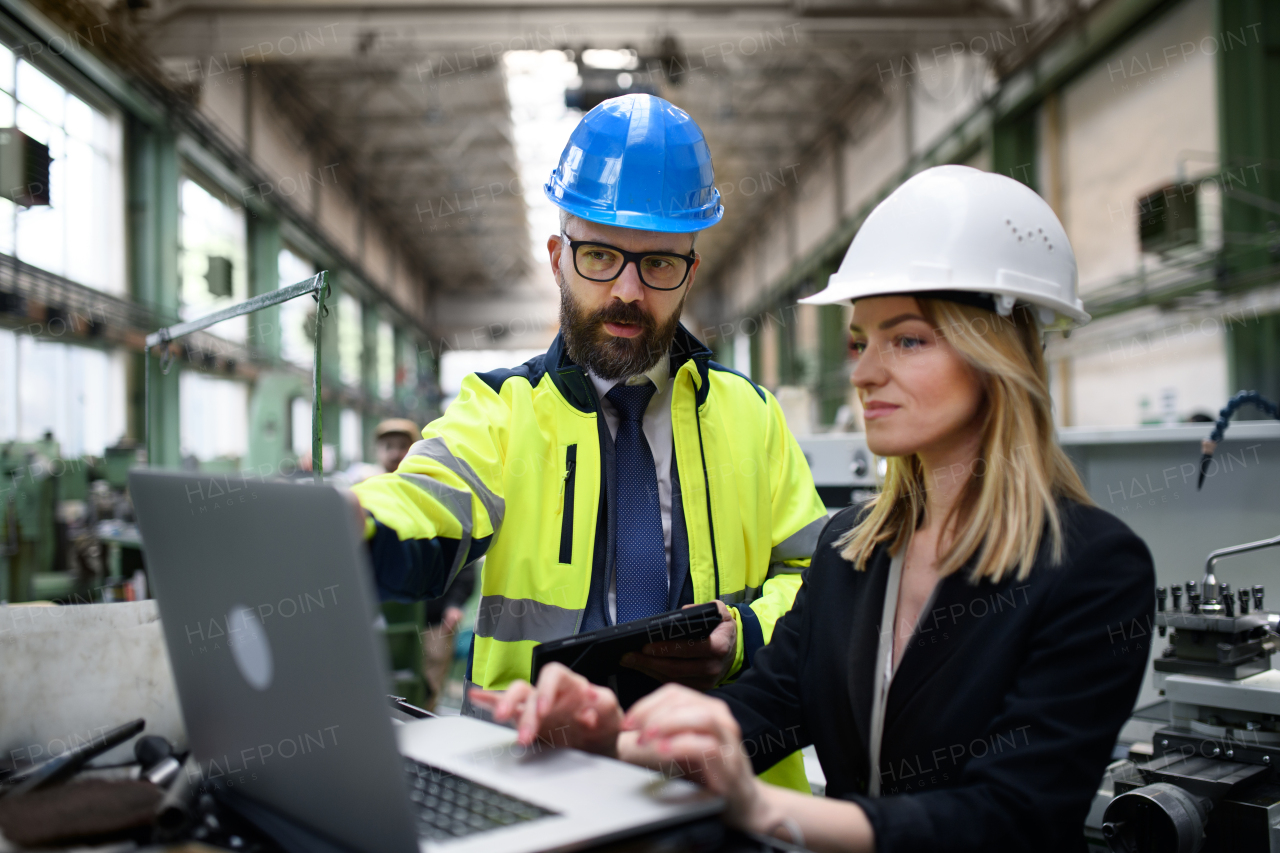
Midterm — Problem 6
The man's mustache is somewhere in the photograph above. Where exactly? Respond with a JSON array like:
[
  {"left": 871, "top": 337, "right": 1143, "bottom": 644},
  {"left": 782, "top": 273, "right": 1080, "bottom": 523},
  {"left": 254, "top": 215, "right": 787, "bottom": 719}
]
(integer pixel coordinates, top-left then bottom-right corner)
[{"left": 589, "top": 301, "right": 655, "bottom": 330}]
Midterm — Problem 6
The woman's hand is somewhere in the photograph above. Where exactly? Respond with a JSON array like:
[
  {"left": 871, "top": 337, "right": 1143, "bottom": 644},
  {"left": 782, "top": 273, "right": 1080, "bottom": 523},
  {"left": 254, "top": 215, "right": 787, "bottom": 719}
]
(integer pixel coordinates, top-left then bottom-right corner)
[
  {"left": 468, "top": 663, "right": 623, "bottom": 756},
  {"left": 619, "top": 684, "right": 765, "bottom": 831}
]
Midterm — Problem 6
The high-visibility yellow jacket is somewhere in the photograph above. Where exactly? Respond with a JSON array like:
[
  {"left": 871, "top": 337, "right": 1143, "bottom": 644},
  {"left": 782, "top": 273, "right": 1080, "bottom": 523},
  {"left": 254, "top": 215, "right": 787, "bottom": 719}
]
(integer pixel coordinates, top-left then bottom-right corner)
[{"left": 353, "top": 326, "right": 828, "bottom": 790}]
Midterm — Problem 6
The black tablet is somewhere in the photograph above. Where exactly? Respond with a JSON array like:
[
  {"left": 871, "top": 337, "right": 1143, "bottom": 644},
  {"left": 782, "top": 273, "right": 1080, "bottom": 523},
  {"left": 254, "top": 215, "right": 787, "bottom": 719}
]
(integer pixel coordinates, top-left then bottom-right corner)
[{"left": 531, "top": 603, "right": 721, "bottom": 705}]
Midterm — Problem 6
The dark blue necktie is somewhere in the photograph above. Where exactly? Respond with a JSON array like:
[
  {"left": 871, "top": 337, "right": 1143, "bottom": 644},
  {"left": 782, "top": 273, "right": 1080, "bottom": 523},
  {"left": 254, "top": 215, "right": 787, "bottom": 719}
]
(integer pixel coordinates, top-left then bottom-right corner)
[{"left": 607, "top": 381, "right": 668, "bottom": 624}]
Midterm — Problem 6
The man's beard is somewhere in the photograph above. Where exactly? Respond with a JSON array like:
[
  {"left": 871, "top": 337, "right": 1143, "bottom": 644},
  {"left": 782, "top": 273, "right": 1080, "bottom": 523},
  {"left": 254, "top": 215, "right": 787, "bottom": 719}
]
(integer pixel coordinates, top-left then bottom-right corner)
[{"left": 557, "top": 271, "right": 686, "bottom": 381}]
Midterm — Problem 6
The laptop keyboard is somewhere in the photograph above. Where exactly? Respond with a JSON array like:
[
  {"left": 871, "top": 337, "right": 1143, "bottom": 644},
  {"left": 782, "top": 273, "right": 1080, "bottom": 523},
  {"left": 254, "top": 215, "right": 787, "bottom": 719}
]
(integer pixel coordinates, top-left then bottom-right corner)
[{"left": 404, "top": 757, "right": 555, "bottom": 841}]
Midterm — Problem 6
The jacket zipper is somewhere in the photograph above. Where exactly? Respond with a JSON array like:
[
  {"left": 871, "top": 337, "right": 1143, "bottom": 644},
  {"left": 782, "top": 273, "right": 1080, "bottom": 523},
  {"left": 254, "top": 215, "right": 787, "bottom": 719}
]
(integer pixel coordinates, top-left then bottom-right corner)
[{"left": 559, "top": 444, "right": 578, "bottom": 564}]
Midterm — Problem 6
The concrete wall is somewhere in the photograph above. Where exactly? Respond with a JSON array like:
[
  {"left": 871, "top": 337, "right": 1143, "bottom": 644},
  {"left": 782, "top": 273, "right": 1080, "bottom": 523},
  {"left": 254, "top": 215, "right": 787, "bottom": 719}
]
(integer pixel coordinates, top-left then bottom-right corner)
[
  {"left": 1059, "top": 0, "right": 1218, "bottom": 293},
  {"left": 1050, "top": 0, "right": 1226, "bottom": 427},
  {"left": 842, "top": 92, "right": 907, "bottom": 219},
  {"left": 796, "top": 148, "right": 837, "bottom": 260}
]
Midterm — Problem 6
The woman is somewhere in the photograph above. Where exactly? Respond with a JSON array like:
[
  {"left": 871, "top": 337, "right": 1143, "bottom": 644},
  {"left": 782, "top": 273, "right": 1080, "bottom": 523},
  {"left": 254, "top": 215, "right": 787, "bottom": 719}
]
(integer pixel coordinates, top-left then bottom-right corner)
[{"left": 472, "top": 166, "right": 1155, "bottom": 853}]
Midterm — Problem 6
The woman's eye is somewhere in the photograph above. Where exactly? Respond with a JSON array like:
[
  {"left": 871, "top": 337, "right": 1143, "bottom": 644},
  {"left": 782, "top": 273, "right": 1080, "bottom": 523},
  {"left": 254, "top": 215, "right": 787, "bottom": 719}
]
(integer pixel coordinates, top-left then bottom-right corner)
[
  {"left": 896, "top": 336, "right": 925, "bottom": 350},
  {"left": 848, "top": 340, "right": 866, "bottom": 355}
]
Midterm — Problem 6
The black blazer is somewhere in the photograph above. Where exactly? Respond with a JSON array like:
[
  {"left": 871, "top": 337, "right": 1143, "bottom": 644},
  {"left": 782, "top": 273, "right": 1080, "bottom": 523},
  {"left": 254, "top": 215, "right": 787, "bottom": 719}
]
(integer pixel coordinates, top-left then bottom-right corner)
[{"left": 714, "top": 500, "right": 1155, "bottom": 853}]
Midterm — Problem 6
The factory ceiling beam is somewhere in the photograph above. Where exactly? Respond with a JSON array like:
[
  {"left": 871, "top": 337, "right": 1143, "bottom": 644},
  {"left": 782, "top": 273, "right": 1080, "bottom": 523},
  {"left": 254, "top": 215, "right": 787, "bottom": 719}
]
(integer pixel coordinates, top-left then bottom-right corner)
[{"left": 141, "top": 0, "right": 1021, "bottom": 58}]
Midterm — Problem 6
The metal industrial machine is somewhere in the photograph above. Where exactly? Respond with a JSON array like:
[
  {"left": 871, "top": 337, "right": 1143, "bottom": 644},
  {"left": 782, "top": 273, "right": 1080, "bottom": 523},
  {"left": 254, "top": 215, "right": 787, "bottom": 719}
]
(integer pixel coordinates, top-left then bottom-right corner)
[{"left": 1096, "top": 535, "right": 1280, "bottom": 853}]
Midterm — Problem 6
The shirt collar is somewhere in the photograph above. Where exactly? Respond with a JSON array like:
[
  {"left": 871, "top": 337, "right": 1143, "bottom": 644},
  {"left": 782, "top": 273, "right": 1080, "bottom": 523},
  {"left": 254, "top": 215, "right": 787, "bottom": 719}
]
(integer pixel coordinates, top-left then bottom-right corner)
[{"left": 587, "top": 353, "right": 671, "bottom": 402}]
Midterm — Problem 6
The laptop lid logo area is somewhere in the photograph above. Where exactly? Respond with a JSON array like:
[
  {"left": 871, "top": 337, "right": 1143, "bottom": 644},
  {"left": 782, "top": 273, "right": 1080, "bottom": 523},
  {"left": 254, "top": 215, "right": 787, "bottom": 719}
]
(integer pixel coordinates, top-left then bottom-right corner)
[{"left": 227, "top": 604, "right": 274, "bottom": 690}]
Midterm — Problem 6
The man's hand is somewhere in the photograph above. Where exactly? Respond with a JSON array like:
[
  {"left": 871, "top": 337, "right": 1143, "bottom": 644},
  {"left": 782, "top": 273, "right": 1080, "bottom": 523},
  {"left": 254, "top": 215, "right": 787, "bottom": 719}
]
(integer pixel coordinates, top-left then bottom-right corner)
[
  {"left": 469, "top": 663, "right": 623, "bottom": 756},
  {"left": 441, "top": 606, "right": 464, "bottom": 633},
  {"left": 620, "top": 601, "right": 736, "bottom": 689}
]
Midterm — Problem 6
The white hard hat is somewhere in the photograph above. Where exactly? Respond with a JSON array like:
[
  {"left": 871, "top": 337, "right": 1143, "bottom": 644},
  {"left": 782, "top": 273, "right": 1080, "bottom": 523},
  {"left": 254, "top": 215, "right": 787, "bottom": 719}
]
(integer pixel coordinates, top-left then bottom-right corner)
[{"left": 799, "top": 165, "right": 1089, "bottom": 329}]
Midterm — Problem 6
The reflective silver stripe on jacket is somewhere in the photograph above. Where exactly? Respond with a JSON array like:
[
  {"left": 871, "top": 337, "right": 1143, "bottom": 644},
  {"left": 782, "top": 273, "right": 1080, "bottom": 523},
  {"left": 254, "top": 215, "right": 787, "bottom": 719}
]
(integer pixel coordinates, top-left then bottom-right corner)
[
  {"left": 770, "top": 515, "right": 826, "bottom": 564},
  {"left": 719, "top": 585, "right": 763, "bottom": 606},
  {"left": 406, "top": 437, "right": 506, "bottom": 533},
  {"left": 474, "top": 595, "right": 582, "bottom": 644},
  {"left": 398, "top": 472, "right": 473, "bottom": 586}
]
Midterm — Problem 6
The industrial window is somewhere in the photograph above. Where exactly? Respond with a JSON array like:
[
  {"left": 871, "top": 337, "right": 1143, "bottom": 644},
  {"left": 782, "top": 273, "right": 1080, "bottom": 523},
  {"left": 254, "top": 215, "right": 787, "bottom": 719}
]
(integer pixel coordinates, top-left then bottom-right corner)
[
  {"left": 179, "top": 176, "right": 248, "bottom": 341},
  {"left": 401, "top": 335, "right": 420, "bottom": 395},
  {"left": 179, "top": 371, "right": 248, "bottom": 466},
  {"left": 290, "top": 395, "right": 311, "bottom": 456},
  {"left": 278, "top": 246, "right": 315, "bottom": 368},
  {"left": 339, "top": 407, "right": 362, "bottom": 465},
  {"left": 0, "top": 46, "right": 125, "bottom": 293},
  {"left": 377, "top": 319, "right": 394, "bottom": 399},
  {"left": 0, "top": 328, "right": 127, "bottom": 457},
  {"left": 338, "top": 293, "right": 362, "bottom": 387}
]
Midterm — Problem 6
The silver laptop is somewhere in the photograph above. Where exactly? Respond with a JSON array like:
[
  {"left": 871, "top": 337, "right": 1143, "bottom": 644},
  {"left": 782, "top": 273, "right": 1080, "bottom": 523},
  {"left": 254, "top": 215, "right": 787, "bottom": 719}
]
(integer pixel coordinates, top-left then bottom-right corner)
[{"left": 130, "top": 470, "right": 720, "bottom": 853}]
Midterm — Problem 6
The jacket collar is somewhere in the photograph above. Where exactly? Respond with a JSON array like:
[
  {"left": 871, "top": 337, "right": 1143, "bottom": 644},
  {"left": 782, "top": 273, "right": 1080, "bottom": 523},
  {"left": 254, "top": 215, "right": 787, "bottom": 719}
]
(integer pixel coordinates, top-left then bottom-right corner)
[{"left": 547, "top": 323, "right": 713, "bottom": 414}]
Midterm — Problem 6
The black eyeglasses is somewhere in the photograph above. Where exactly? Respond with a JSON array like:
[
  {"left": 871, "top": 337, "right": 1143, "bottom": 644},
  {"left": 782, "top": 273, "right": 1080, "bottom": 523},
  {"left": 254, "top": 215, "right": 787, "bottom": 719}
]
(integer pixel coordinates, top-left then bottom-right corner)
[{"left": 564, "top": 235, "right": 695, "bottom": 291}]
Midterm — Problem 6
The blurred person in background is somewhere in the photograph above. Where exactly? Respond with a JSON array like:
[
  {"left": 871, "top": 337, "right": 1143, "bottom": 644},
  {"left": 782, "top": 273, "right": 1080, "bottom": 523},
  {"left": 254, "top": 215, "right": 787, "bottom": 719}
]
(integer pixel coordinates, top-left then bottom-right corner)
[
  {"left": 374, "top": 418, "right": 419, "bottom": 474},
  {"left": 421, "top": 559, "right": 475, "bottom": 711},
  {"left": 376, "top": 417, "right": 476, "bottom": 709}
]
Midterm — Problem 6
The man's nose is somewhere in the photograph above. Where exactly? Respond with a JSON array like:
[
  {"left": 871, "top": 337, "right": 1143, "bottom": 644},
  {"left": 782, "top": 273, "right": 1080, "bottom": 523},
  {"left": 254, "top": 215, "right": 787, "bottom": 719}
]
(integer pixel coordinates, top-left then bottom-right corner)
[{"left": 609, "top": 260, "right": 646, "bottom": 303}]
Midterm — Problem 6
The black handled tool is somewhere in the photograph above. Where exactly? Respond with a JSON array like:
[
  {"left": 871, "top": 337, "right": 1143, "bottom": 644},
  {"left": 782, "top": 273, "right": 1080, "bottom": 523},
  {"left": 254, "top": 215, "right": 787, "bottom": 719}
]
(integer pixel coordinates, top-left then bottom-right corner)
[{"left": 2, "top": 718, "right": 145, "bottom": 797}]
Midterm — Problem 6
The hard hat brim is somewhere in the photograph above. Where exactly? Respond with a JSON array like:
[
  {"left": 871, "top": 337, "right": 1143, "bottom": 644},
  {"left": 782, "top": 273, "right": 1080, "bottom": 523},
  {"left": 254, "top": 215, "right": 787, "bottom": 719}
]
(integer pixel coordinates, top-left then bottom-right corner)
[
  {"left": 798, "top": 277, "right": 1091, "bottom": 328},
  {"left": 544, "top": 184, "right": 724, "bottom": 234}
]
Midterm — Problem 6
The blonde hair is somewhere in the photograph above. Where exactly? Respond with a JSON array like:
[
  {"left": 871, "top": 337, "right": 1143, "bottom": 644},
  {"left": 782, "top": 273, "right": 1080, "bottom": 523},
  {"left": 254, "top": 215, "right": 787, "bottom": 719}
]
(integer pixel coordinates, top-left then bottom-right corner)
[{"left": 836, "top": 298, "right": 1092, "bottom": 583}]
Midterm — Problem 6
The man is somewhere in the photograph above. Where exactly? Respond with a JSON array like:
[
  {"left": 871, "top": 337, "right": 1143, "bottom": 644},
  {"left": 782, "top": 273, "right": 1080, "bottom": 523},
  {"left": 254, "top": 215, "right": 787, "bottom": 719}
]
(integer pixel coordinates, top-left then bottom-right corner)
[
  {"left": 376, "top": 418, "right": 476, "bottom": 710},
  {"left": 374, "top": 418, "right": 419, "bottom": 474},
  {"left": 352, "top": 94, "right": 826, "bottom": 790}
]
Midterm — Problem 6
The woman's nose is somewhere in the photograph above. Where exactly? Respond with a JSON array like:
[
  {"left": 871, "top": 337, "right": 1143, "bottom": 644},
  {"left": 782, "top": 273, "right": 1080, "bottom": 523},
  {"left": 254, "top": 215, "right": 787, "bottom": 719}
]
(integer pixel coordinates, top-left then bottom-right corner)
[{"left": 850, "top": 343, "right": 887, "bottom": 389}]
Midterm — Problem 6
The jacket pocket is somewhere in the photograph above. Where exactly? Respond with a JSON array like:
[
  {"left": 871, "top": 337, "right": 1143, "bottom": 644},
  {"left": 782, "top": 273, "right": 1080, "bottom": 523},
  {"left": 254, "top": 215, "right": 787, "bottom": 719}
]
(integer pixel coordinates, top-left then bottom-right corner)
[{"left": 558, "top": 444, "right": 578, "bottom": 564}]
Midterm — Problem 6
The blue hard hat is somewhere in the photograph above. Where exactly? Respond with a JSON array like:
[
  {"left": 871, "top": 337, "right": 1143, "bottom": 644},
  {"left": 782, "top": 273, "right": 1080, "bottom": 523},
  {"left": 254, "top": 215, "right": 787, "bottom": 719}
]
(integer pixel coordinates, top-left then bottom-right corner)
[{"left": 544, "top": 94, "right": 723, "bottom": 233}]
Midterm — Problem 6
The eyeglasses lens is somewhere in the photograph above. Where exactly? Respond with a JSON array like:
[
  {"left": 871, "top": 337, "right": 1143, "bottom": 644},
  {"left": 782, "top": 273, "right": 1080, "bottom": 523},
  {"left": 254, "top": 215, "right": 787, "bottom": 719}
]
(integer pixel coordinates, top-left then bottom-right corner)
[{"left": 574, "top": 244, "right": 688, "bottom": 290}]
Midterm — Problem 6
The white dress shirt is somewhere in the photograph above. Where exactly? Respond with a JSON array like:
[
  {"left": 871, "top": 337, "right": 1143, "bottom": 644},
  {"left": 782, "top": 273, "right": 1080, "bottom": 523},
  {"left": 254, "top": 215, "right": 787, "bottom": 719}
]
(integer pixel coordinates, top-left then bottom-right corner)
[{"left": 587, "top": 355, "right": 674, "bottom": 624}]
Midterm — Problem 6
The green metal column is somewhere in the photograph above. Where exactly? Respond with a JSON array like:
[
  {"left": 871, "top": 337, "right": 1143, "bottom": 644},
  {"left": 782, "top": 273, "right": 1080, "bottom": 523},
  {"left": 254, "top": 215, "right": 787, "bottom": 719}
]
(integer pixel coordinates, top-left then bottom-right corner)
[
  {"left": 246, "top": 215, "right": 302, "bottom": 472},
  {"left": 128, "top": 119, "right": 181, "bottom": 468},
  {"left": 420, "top": 336, "right": 441, "bottom": 424},
  {"left": 992, "top": 107, "right": 1039, "bottom": 191},
  {"left": 817, "top": 304, "right": 849, "bottom": 426},
  {"left": 776, "top": 304, "right": 798, "bottom": 386},
  {"left": 394, "top": 324, "right": 430, "bottom": 428},
  {"left": 248, "top": 215, "right": 282, "bottom": 356},
  {"left": 361, "top": 300, "right": 380, "bottom": 463},
  {"left": 1219, "top": 0, "right": 1280, "bottom": 409},
  {"left": 321, "top": 271, "right": 345, "bottom": 465},
  {"left": 749, "top": 319, "right": 763, "bottom": 386}
]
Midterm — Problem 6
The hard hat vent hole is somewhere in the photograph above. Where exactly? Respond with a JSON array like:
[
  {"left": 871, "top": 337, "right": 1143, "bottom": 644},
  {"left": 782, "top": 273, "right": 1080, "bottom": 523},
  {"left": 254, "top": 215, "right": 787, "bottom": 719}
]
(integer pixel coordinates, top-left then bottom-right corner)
[{"left": 1017, "top": 236, "right": 1023, "bottom": 242}]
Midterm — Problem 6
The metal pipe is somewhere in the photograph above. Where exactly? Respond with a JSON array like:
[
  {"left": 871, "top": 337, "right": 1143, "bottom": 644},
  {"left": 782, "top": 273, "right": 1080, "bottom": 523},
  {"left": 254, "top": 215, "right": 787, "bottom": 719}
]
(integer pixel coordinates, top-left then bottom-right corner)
[
  {"left": 143, "top": 273, "right": 328, "bottom": 469},
  {"left": 143, "top": 274, "right": 325, "bottom": 349},
  {"left": 311, "top": 271, "right": 330, "bottom": 484},
  {"left": 1204, "top": 534, "right": 1280, "bottom": 591}
]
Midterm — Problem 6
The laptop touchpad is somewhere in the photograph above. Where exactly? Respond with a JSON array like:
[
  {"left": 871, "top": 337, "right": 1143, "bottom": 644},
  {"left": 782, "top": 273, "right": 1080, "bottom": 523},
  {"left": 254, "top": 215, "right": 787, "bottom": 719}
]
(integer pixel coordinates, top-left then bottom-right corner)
[{"left": 467, "top": 743, "right": 599, "bottom": 777}]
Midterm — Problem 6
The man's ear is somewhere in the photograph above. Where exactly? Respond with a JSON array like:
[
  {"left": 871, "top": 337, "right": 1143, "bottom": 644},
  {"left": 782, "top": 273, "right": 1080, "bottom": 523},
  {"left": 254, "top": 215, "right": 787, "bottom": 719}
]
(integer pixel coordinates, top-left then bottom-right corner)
[
  {"left": 685, "top": 251, "right": 701, "bottom": 292},
  {"left": 548, "top": 234, "right": 565, "bottom": 279}
]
